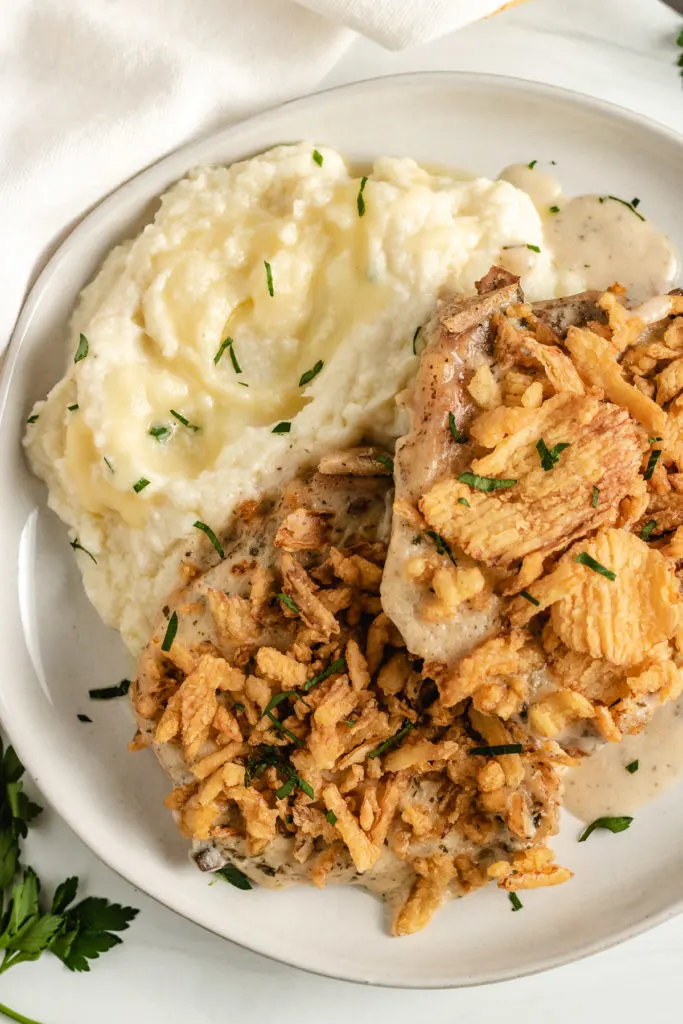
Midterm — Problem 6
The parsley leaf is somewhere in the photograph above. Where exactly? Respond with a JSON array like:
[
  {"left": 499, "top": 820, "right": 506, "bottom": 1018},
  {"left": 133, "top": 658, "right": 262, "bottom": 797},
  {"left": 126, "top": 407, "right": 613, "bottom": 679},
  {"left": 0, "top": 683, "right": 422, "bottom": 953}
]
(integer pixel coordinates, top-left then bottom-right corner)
[
  {"left": 88, "top": 680, "right": 130, "bottom": 701},
  {"left": 527, "top": 160, "right": 537, "bottom": 170},
  {"left": 526, "top": 243, "right": 541, "bottom": 253},
  {"left": 536, "top": 438, "right": 569, "bottom": 471},
  {"left": 578, "top": 816, "right": 633, "bottom": 842},
  {"left": 644, "top": 449, "right": 662, "bottom": 481},
  {"left": 604, "top": 195, "right": 645, "bottom": 221},
  {"left": 132, "top": 478, "right": 150, "bottom": 494},
  {"left": 264, "top": 260, "right": 274, "bottom": 297},
  {"left": 508, "top": 892, "right": 523, "bottom": 912},
  {"left": 357, "top": 176, "right": 368, "bottom": 217},
  {"left": 69, "top": 538, "right": 97, "bottom": 565},
  {"left": 368, "top": 722, "right": 414, "bottom": 759},
  {"left": 592, "top": 485, "right": 599, "bottom": 508},
  {"left": 375, "top": 454, "right": 394, "bottom": 474},
  {"left": 448, "top": 411, "right": 466, "bottom": 443},
  {"left": 272, "top": 421, "right": 291, "bottom": 434},
  {"left": 216, "top": 864, "right": 252, "bottom": 890},
  {"left": 149, "top": 424, "right": 172, "bottom": 442},
  {"left": 193, "top": 521, "right": 225, "bottom": 559},
  {"left": 640, "top": 519, "right": 657, "bottom": 541},
  {"left": 170, "top": 409, "right": 200, "bottom": 432},
  {"left": 304, "top": 658, "right": 346, "bottom": 692},
  {"left": 457, "top": 472, "right": 517, "bottom": 492},
  {"left": 625, "top": 760, "right": 639, "bottom": 774},
  {"left": 549, "top": 205, "right": 560, "bottom": 214},
  {"left": 469, "top": 743, "right": 523, "bottom": 756},
  {"left": 575, "top": 552, "right": 616, "bottom": 581},
  {"left": 520, "top": 590, "right": 539, "bottom": 607},
  {"left": 276, "top": 593, "right": 299, "bottom": 615},
  {"left": 299, "top": 360, "right": 323, "bottom": 387},
  {"left": 161, "top": 611, "right": 178, "bottom": 652},
  {"left": 325, "top": 811, "right": 338, "bottom": 825},
  {"left": 312, "top": 149, "right": 324, "bottom": 167},
  {"left": 426, "top": 530, "right": 455, "bottom": 563},
  {"left": 74, "top": 334, "right": 89, "bottom": 363}
]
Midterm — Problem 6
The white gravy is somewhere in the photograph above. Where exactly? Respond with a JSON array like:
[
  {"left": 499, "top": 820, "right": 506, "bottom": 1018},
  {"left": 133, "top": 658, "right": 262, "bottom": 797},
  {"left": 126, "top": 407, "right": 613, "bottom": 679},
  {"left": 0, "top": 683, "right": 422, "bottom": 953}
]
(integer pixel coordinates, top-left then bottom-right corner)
[
  {"left": 564, "top": 696, "right": 683, "bottom": 821},
  {"left": 500, "top": 163, "right": 679, "bottom": 301}
]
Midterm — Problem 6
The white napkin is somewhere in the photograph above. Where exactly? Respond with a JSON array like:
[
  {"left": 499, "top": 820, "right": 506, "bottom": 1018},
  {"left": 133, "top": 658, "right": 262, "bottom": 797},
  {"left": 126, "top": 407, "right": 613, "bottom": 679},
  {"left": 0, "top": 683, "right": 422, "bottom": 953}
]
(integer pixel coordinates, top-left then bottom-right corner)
[{"left": 0, "top": 0, "right": 516, "bottom": 354}]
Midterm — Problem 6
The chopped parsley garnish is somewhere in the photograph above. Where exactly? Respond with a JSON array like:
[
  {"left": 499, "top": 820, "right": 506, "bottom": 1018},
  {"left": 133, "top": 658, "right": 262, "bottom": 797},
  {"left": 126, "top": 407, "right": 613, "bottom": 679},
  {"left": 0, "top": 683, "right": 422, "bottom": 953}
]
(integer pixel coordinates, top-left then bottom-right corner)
[
  {"left": 232, "top": 702, "right": 245, "bottom": 713},
  {"left": 520, "top": 590, "right": 539, "bottom": 607},
  {"left": 368, "top": 721, "right": 414, "bottom": 759},
  {"left": 640, "top": 519, "right": 657, "bottom": 541},
  {"left": 357, "top": 176, "right": 368, "bottom": 217},
  {"left": 275, "top": 777, "right": 297, "bottom": 799},
  {"left": 276, "top": 593, "right": 299, "bottom": 615},
  {"left": 678, "top": 28, "right": 683, "bottom": 46},
  {"left": 161, "top": 610, "right": 178, "bottom": 652},
  {"left": 170, "top": 409, "right": 200, "bottom": 431},
  {"left": 77, "top": 714, "right": 92, "bottom": 723},
  {"left": 264, "top": 711, "right": 303, "bottom": 747},
  {"left": 426, "top": 530, "right": 455, "bottom": 563},
  {"left": 26, "top": 414, "right": 39, "bottom": 424},
  {"left": 214, "top": 337, "right": 232, "bottom": 365},
  {"left": 272, "top": 421, "right": 291, "bottom": 434},
  {"left": 74, "top": 333, "right": 89, "bottom": 363},
  {"left": 68, "top": 404, "right": 79, "bottom": 412},
  {"left": 448, "top": 411, "right": 466, "bottom": 443},
  {"left": 261, "top": 692, "right": 292, "bottom": 720},
  {"left": 88, "top": 680, "right": 130, "bottom": 700},
  {"left": 601, "top": 195, "right": 645, "bottom": 222},
  {"left": 643, "top": 449, "right": 662, "bottom": 481},
  {"left": 526, "top": 244, "right": 541, "bottom": 253},
  {"left": 285, "top": 814, "right": 294, "bottom": 824},
  {"left": 227, "top": 341, "right": 242, "bottom": 375},
  {"left": 549, "top": 205, "right": 560, "bottom": 214},
  {"left": 649, "top": 436, "right": 663, "bottom": 444},
  {"left": 216, "top": 864, "right": 252, "bottom": 890},
  {"left": 625, "top": 760, "right": 639, "bottom": 774},
  {"left": 299, "top": 360, "right": 324, "bottom": 387},
  {"left": 536, "top": 438, "right": 569, "bottom": 471},
  {"left": 458, "top": 497, "right": 470, "bottom": 507},
  {"left": 298, "top": 778, "right": 315, "bottom": 799},
  {"left": 149, "top": 424, "right": 171, "bottom": 441},
  {"left": 592, "top": 485, "right": 600, "bottom": 508},
  {"left": 193, "top": 520, "right": 225, "bottom": 559},
  {"left": 132, "top": 478, "right": 150, "bottom": 494},
  {"left": 575, "top": 552, "right": 616, "bottom": 581},
  {"left": 578, "top": 815, "right": 633, "bottom": 842},
  {"left": 412, "top": 326, "right": 421, "bottom": 354},
  {"left": 375, "top": 454, "right": 394, "bottom": 473},
  {"left": 631, "top": 197, "right": 641, "bottom": 209},
  {"left": 70, "top": 538, "right": 97, "bottom": 565},
  {"left": 312, "top": 149, "right": 324, "bottom": 167},
  {"left": 469, "top": 743, "right": 523, "bottom": 756},
  {"left": 304, "top": 658, "right": 347, "bottom": 693},
  {"left": 457, "top": 472, "right": 517, "bottom": 492},
  {"left": 527, "top": 160, "right": 537, "bottom": 170},
  {"left": 326, "top": 810, "right": 338, "bottom": 825},
  {"left": 264, "top": 260, "right": 274, "bottom": 296},
  {"left": 509, "top": 892, "right": 523, "bottom": 912},
  {"left": 103, "top": 456, "right": 114, "bottom": 473}
]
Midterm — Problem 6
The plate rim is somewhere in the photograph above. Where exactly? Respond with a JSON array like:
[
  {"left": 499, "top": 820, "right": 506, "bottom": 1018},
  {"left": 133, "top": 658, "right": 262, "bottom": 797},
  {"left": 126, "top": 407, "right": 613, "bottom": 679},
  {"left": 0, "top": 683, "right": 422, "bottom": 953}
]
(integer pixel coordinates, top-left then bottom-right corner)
[{"left": 3, "top": 68, "right": 683, "bottom": 989}]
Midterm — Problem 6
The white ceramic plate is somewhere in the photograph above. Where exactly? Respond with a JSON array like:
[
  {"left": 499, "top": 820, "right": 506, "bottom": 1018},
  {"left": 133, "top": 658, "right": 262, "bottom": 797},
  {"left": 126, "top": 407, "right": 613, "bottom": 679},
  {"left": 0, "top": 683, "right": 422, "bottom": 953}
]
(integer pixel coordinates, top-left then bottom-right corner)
[{"left": 3, "top": 72, "right": 683, "bottom": 988}]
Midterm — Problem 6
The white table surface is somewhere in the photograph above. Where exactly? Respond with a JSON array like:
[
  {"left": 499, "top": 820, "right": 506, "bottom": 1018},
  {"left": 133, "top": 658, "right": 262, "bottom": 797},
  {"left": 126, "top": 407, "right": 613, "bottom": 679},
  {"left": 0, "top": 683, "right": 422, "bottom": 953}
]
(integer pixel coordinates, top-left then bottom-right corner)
[{"left": 6, "top": 0, "right": 683, "bottom": 1020}]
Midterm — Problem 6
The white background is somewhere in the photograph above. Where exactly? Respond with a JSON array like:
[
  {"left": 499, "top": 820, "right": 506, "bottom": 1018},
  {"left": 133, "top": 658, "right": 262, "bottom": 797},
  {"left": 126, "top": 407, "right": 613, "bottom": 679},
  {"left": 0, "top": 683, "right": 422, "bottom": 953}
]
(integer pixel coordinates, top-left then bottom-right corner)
[{"left": 5, "top": 0, "right": 683, "bottom": 1020}]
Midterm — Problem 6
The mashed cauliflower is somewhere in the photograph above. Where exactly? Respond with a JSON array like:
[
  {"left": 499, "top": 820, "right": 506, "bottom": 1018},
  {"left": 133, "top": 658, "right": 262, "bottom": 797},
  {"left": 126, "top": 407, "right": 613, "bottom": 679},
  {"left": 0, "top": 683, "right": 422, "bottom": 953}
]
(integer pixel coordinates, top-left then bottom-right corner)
[{"left": 25, "top": 142, "right": 559, "bottom": 653}]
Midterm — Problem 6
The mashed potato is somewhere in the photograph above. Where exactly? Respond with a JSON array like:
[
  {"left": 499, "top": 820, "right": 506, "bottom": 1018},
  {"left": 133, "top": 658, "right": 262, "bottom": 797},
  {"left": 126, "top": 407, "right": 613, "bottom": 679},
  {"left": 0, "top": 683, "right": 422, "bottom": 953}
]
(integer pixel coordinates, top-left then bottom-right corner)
[{"left": 25, "top": 142, "right": 557, "bottom": 652}]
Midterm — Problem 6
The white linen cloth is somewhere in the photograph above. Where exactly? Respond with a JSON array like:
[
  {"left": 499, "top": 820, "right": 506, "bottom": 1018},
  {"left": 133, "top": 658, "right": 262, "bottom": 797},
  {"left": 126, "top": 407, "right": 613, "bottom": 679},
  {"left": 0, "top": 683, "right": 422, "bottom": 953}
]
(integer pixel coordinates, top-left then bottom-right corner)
[{"left": 0, "top": 0, "right": 521, "bottom": 353}]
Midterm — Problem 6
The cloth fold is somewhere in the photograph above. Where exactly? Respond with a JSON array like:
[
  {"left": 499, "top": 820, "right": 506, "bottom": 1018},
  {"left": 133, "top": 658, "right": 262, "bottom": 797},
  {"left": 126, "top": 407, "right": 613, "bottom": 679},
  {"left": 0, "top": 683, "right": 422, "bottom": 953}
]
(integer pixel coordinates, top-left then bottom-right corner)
[{"left": 0, "top": 0, "right": 519, "bottom": 352}]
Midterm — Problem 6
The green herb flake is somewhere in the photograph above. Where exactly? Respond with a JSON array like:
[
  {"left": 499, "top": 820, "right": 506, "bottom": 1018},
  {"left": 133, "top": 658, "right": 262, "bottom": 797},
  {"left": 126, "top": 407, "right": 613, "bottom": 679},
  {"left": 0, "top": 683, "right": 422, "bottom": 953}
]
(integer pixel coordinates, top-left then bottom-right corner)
[
  {"left": 603, "top": 195, "right": 645, "bottom": 222},
  {"left": 448, "top": 411, "right": 466, "bottom": 444},
  {"left": 526, "top": 244, "right": 541, "bottom": 253},
  {"left": 649, "top": 436, "right": 663, "bottom": 444},
  {"left": 575, "top": 551, "right": 616, "bottom": 581},
  {"left": 74, "top": 333, "right": 89, "bottom": 363},
  {"left": 264, "top": 260, "right": 274, "bottom": 297},
  {"left": 193, "top": 520, "right": 225, "bottom": 559},
  {"left": 132, "top": 478, "right": 150, "bottom": 494},
  {"left": 536, "top": 438, "right": 569, "bottom": 471},
  {"left": 458, "top": 497, "right": 470, "bottom": 507},
  {"left": 520, "top": 590, "right": 540, "bottom": 607},
  {"left": 275, "top": 777, "right": 296, "bottom": 800},
  {"left": 26, "top": 414, "right": 39, "bottom": 424},
  {"left": 149, "top": 424, "right": 171, "bottom": 442},
  {"left": 312, "top": 149, "right": 324, "bottom": 167},
  {"left": 298, "top": 778, "right": 315, "bottom": 799},
  {"left": 375, "top": 454, "right": 394, "bottom": 474},
  {"left": 457, "top": 472, "right": 517, "bottom": 492},
  {"left": 625, "top": 760, "right": 639, "bottom": 774},
  {"left": 549, "top": 205, "right": 560, "bottom": 214},
  {"left": 644, "top": 449, "right": 662, "bottom": 481},
  {"left": 592, "top": 485, "right": 600, "bottom": 508},
  {"left": 412, "top": 326, "right": 421, "bottom": 354},
  {"left": 214, "top": 337, "right": 232, "bottom": 365},
  {"left": 89, "top": 680, "right": 130, "bottom": 700},
  {"left": 285, "top": 814, "right": 294, "bottom": 824},
  {"left": 357, "top": 175, "right": 368, "bottom": 217},
  {"left": 69, "top": 538, "right": 97, "bottom": 565},
  {"left": 304, "top": 658, "right": 347, "bottom": 693},
  {"left": 264, "top": 712, "right": 303, "bottom": 747},
  {"left": 469, "top": 743, "right": 523, "bottom": 757},
  {"left": 509, "top": 892, "right": 523, "bottom": 912},
  {"left": 578, "top": 815, "right": 633, "bottom": 842},
  {"left": 232, "top": 702, "right": 245, "bottom": 713},
  {"left": 161, "top": 611, "right": 178, "bottom": 652},
  {"left": 216, "top": 864, "right": 253, "bottom": 890},
  {"left": 68, "top": 404, "right": 79, "bottom": 412},
  {"left": 277, "top": 593, "right": 299, "bottom": 615},
  {"left": 272, "top": 421, "right": 291, "bottom": 434},
  {"left": 368, "top": 721, "right": 414, "bottom": 760},
  {"left": 631, "top": 197, "right": 641, "bottom": 209},
  {"left": 325, "top": 811, "right": 338, "bottom": 825},
  {"left": 103, "top": 456, "right": 114, "bottom": 473},
  {"left": 528, "top": 160, "right": 537, "bottom": 170},
  {"left": 426, "top": 530, "right": 455, "bottom": 563},
  {"left": 299, "top": 360, "right": 324, "bottom": 387},
  {"left": 641, "top": 519, "right": 657, "bottom": 541},
  {"left": 77, "top": 714, "right": 92, "bottom": 723},
  {"left": 678, "top": 27, "right": 683, "bottom": 46},
  {"left": 170, "top": 409, "right": 200, "bottom": 431}
]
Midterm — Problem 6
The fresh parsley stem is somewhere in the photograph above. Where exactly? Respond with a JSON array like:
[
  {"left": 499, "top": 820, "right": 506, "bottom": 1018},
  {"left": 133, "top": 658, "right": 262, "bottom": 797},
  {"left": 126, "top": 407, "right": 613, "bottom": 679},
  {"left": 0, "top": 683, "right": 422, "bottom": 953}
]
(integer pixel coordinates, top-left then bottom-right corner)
[{"left": 0, "top": 1000, "right": 44, "bottom": 1024}]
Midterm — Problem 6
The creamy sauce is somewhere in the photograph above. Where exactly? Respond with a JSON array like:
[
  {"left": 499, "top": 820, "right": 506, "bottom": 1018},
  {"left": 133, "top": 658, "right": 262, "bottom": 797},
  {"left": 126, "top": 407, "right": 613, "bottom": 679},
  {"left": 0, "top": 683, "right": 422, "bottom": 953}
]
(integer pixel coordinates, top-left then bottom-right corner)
[
  {"left": 564, "top": 696, "right": 683, "bottom": 821},
  {"left": 500, "top": 164, "right": 679, "bottom": 301}
]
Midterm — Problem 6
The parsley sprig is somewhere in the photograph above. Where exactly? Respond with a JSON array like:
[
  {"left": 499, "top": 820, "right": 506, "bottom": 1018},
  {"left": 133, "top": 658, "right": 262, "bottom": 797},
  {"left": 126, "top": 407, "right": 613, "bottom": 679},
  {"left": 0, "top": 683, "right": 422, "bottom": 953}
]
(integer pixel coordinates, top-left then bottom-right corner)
[{"left": 0, "top": 741, "right": 138, "bottom": 1023}]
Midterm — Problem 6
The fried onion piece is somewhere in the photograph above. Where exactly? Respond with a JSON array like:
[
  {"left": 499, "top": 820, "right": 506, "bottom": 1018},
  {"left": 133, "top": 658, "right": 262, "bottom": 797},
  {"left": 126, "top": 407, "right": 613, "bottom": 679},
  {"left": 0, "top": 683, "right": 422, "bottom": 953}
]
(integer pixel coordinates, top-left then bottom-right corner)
[
  {"left": 206, "top": 589, "right": 258, "bottom": 644},
  {"left": 280, "top": 553, "right": 340, "bottom": 640},
  {"left": 392, "top": 854, "right": 455, "bottom": 936},
  {"left": 420, "top": 393, "right": 644, "bottom": 568},
  {"left": 322, "top": 783, "right": 380, "bottom": 872},
  {"left": 274, "top": 508, "right": 330, "bottom": 551}
]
